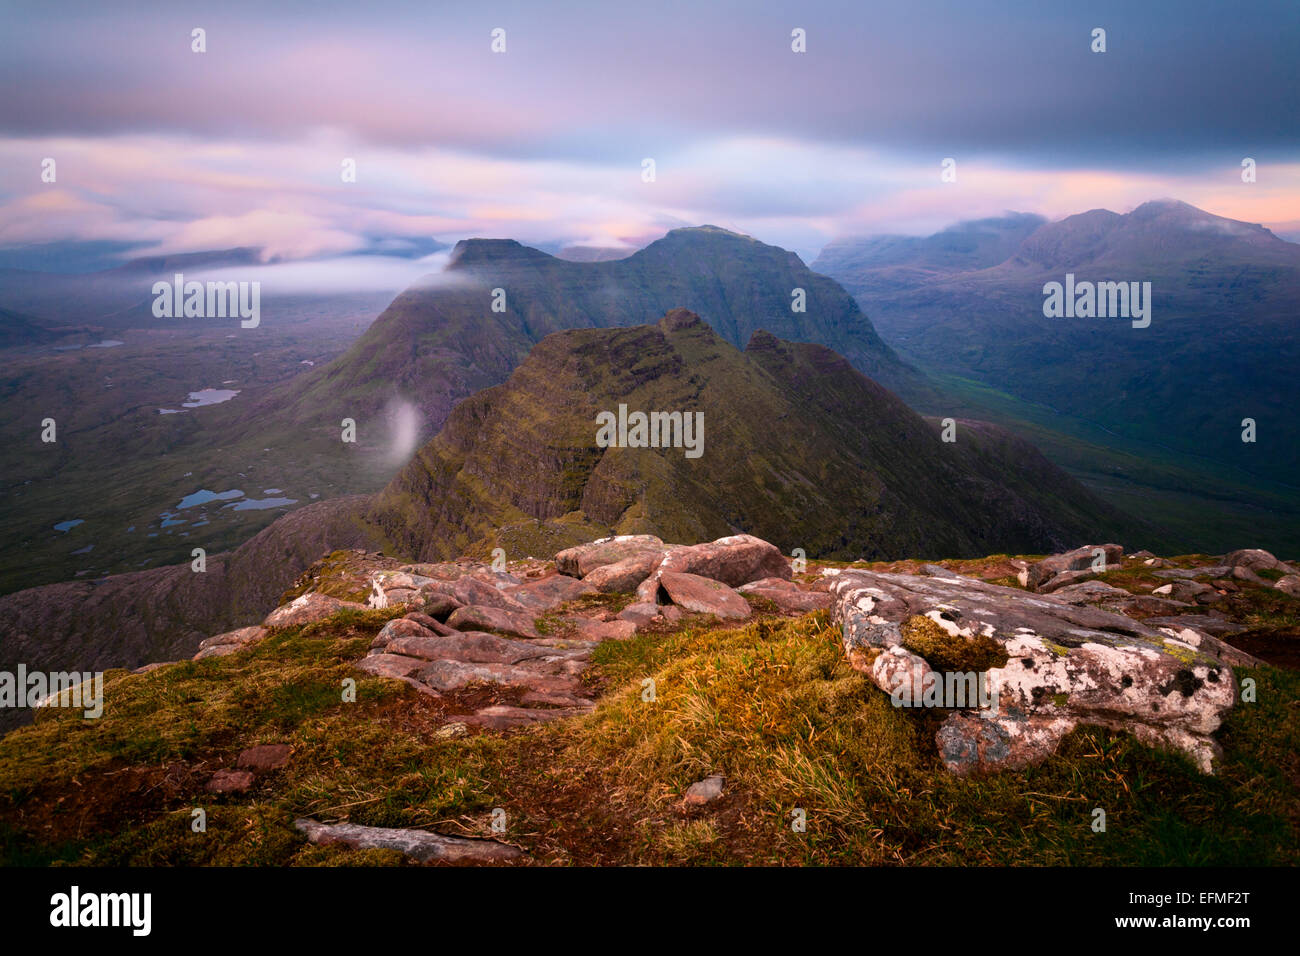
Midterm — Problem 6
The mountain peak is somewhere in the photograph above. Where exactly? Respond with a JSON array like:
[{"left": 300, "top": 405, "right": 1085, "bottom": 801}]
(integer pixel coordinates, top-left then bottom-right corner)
[
  {"left": 658, "top": 307, "right": 706, "bottom": 333},
  {"left": 447, "top": 238, "right": 554, "bottom": 270},
  {"left": 663, "top": 225, "right": 755, "bottom": 242}
]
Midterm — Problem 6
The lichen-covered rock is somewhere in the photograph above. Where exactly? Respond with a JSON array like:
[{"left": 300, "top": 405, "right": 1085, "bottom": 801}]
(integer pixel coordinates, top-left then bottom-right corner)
[
  {"left": 937, "top": 713, "right": 1077, "bottom": 775},
  {"left": 294, "top": 818, "right": 523, "bottom": 864},
  {"left": 263, "top": 593, "right": 363, "bottom": 628},
  {"left": 829, "top": 567, "right": 1238, "bottom": 774}
]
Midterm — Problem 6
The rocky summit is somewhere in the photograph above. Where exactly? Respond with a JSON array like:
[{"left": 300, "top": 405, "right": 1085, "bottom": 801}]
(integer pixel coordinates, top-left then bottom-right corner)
[
  {"left": 2, "top": 519, "right": 1297, "bottom": 867},
  {"left": 157, "top": 533, "right": 1275, "bottom": 766}
]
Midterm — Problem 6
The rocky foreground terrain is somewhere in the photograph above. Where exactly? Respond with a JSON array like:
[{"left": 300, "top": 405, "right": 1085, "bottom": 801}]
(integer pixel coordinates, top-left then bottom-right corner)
[{"left": 2, "top": 532, "right": 1296, "bottom": 866}]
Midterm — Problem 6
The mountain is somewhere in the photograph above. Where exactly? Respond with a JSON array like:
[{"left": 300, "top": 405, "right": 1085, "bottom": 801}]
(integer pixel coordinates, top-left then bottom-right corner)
[
  {"left": 366, "top": 310, "right": 1149, "bottom": 563},
  {"left": 0, "top": 306, "right": 60, "bottom": 348},
  {"left": 814, "top": 213, "right": 1046, "bottom": 290},
  {"left": 0, "top": 312, "right": 1152, "bottom": 710},
  {"left": 812, "top": 201, "right": 1300, "bottom": 549},
  {"left": 252, "top": 226, "right": 936, "bottom": 455},
  {"left": 0, "top": 226, "right": 935, "bottom": 598}
]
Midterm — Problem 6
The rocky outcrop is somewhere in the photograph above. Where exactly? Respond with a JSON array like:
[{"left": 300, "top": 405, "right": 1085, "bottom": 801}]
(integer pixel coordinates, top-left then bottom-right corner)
[
  {"left": 264, "top": 592, "right": 365, "bottom": 628},
  {"left": 1020, "top": 544, "right": 1124, "bottom": 592},
  {"left": 549, "top": 533, "right": 826, "bottom": 623},
  {"left": 634, "top": 535, "right": 792, "bottom": 603},
  {"left": 657, "top": 572, "right": 752, "bottom": 621},
  {"left": 828, "top": 565, "right": 1241, "bottom": 775},
  {"left": 556, "top": 536, "right": 666, "bottom": 578}
]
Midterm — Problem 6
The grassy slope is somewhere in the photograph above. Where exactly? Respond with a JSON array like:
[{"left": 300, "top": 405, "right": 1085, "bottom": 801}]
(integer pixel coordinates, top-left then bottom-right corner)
[{"left": 1, "top": 592, "right": 1295, "bottom": 867}]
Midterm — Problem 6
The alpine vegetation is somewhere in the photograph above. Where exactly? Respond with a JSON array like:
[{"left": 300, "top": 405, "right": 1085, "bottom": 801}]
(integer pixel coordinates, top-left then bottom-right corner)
[
  {"left": 595, "top": 404, "right": 704, "bottom": 459},
  {"left": 1042, "top": 273, "right": 1152, "bottom": 328}
]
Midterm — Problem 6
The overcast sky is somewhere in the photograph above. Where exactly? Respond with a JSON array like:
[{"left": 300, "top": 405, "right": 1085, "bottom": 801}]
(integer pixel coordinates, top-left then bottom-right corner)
[{"left": 1, "top": 0, "right": 1297, "bottom": 265}]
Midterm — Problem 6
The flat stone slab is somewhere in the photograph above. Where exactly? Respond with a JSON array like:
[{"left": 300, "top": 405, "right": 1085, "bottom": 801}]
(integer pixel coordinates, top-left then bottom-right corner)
[
  {"left": 505, "top": 573, "right": 597, "bottom": 609},
  {"left": 295, "top": 818, "right": 523, "bottom": 863},
  {"left": 582, "top": 551, "right": 664, "bottom": 593},
  {"left": 413, "top": 659, "right": 584, "bottom": 696},
  {"left": 828, "top": 568, "right": 1238, "bottom": 774},
  {"left": 556, "top": 535, "right": 667, "bottom": 578},
  {"left": 1021, "top": 544, "right": 1123, "bottom": 592},
  {"left": 659, "top": 571, "right": 752, "bottom": 621},
  {"left": 562, "top": 617, "right": 638, "bottom": 641},
  {"left": 462, "top": 704, "right": 591, "bottom": 730},
  {"left": 206, "top": 769, "right": 255, "bottom": 794},
  {"left": 683, "top": 774, "right": 726, "bottom": 806},
  {"left": 356, "top": 654, "right": 428, "bottom": 680},
  {"left": 452, "top": 576, "right": 529, "bottom": 612},
  {"left": 742, "top": 587, "right": 832, "bottom": 614},
  {"left": 446, "top": 605, "right": 541, "bottom": 639},
  {"left": 384, "top": 632, "right": 588, "bottom": 665}
]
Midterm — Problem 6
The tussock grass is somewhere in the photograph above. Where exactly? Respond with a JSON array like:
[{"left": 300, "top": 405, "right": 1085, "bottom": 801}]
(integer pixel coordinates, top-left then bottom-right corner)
[{"left": 0, "top": 605, "right": 1295, "bottom": 866}]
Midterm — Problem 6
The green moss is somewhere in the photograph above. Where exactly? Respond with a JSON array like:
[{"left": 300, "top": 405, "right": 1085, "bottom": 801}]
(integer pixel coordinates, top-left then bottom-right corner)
[{"left": 899, "top": 614, "right": 1009, "bottom": 673}]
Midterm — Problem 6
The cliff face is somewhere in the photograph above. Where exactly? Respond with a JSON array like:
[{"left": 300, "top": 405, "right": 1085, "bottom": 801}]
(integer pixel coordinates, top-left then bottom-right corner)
[{"left": 366, "top": 310, "right": 1147, "bottom": 565}]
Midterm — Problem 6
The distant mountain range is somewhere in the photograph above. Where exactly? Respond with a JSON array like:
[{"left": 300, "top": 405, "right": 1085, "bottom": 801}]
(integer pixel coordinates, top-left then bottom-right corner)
[{"left": 813, "top": 200, "right": 1300, "bottom": 542}]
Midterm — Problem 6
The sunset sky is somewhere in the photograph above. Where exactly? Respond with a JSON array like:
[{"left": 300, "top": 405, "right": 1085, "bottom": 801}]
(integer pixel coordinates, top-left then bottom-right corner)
[{"left": 2, "top": 0, "right": 1298, "bottom": 269}]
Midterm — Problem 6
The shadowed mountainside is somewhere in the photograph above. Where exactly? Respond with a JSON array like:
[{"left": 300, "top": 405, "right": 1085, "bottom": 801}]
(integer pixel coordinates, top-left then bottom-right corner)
[{"left": 366, "top": 310, "right": 1152, "bottom": 563}]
